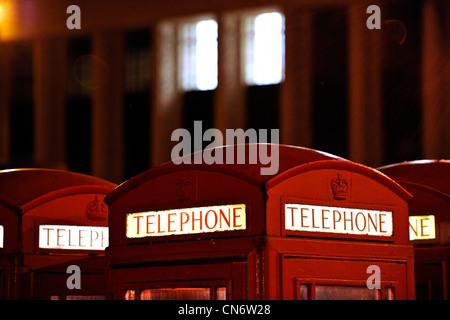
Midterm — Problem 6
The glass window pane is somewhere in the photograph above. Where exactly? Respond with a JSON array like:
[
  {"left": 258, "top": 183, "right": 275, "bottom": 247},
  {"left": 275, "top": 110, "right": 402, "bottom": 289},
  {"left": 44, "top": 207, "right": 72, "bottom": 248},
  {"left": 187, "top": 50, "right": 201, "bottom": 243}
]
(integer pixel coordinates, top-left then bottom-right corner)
[
  {"left": 180, "top": 19, "right": 218, "bottom": 91},
  {"left": 216, "top": 287, "right": 227, "bottom": 300},
  {"left": 385, "top": 287, "right": 395, "bottom": 300},
  {"left": 300, "top": 285, "right": 309, "bottom": 300},
  {"left": 125, "top": 290, "right": 136, "bottom": 300},
  {"left": 244, "top": 12, "right": 284, "bottom": 85},
  {"left": 315, "top": 285, "right": 378, "bottom": 300},
  {"left": 66, "top": 295, "right": 105, "bottom": 300},
  {"left": 0, "top": 225, "right": 3, "bottom": 248},
  {"left": 140, "top": 288, "right": 211, "bottom": 300},
  {"left": 195, "top": 20, "right": 218, "bottom": 90}
]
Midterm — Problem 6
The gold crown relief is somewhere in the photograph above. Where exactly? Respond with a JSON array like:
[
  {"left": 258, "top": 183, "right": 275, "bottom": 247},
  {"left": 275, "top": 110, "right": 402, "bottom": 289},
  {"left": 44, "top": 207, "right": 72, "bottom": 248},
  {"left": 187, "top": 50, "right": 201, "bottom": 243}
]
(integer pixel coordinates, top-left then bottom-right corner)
[
  {"left": 176, "top": 181, "right": 192, "bottom": 201},
  {"left": 85, "top": 196, "right": 108, "bottom": 220},
  {"left": 331, "top": 173, "right": 348, "bottom": 200}
]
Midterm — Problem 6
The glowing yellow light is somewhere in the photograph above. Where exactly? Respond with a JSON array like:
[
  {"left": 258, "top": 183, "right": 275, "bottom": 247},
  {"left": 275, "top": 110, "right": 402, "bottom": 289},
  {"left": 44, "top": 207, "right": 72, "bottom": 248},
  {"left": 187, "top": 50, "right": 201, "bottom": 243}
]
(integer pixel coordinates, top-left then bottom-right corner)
[
  {"left": 126, "top": 204, "right": 246, "bottom": 238},
  {"left": 39, "top": 225, "right": 109, "bottom": 250},
  {"left": 0, "top": 225, "right": 3, "bottom": 248},
  {"left": 0, "top": 2, "right": 8, "bottom": 23},
  {"left": 409, "top": 215, "right": 436, "bottom": 241},
  {"left": 0, "top": 1, "right": 14, "bottom": 40}
]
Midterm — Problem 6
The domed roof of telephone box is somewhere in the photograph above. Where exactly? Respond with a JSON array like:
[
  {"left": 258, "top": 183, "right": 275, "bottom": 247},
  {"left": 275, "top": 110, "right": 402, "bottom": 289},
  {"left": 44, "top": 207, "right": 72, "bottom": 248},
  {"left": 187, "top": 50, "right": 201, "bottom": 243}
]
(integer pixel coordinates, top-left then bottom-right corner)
[{"left": 106, "top": 144, "right": 412, "bottom": 204}]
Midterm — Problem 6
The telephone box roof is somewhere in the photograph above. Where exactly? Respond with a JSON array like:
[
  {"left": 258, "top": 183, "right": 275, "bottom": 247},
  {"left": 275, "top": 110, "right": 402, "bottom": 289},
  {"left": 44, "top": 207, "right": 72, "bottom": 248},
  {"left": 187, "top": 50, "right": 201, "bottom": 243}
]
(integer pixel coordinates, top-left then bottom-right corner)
[
  {"left": 106, "top": 144, "right": 412, "bottom": 204},
  {"left": 0, "top": 168, "right": 116, "bottom": 211},
  {"left": 379, "top": 160, "right": 450, "bottom": 198}
]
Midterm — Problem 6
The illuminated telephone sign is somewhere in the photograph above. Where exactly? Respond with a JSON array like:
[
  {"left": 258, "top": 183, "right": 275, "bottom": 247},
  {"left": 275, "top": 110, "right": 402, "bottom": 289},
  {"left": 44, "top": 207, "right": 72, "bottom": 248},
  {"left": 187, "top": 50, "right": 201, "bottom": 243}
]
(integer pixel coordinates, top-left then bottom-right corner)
[
  {"left": 126, "top": 204, "right": 246, "bottom": 238},
  {"left": 0, "top": 225, "right": 3, "bottom": 248},
  {"left": 285, "top": 203, "right": 393, "bottom": 237},
  {"left": 409, "top": 215, "right": 436, "bottom": 241},
  {"left": 39, "top": 225, "right": 109, "bottom": 250}
]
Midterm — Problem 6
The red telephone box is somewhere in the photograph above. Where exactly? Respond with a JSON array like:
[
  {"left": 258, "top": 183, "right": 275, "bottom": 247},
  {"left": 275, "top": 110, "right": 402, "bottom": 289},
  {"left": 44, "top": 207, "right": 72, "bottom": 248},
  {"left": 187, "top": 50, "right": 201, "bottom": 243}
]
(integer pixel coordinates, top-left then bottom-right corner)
[
  {"left": 379, "top": 160, "right": 450, "bottom": 300},
  {"left": 0, "top": 168, "right": 116, "bottom": 299},
  {"left": 106, "top": 144, "right": 415, "bottom": 300}
]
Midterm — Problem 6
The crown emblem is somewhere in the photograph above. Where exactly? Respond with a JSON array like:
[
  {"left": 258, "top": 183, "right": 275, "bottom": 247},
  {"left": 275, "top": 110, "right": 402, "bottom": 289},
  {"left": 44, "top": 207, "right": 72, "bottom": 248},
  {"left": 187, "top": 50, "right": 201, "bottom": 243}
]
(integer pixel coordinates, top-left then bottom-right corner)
[
  {"left": 85, "top": 196, "right": 108, "bottom": 220},
  {"left": 331, "top": 173, "right": 348, "bottom": 200},
  {"left": 176, "top": 181, "right": 192, "bottom": 201}
]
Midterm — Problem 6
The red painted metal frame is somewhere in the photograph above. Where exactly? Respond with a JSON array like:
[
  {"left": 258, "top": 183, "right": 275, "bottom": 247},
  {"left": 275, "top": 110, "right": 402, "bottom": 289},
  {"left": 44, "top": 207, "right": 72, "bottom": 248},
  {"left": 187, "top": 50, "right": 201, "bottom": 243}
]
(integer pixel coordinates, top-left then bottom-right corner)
[
  {"left": 0, "top": 168, "right": 116, "bottom": 300},
  {"left": 106, "top": 144, "right": 415, "bottom": 300},
  {"left": 379, "top": 160, "right": 450, "bottom": 300}
]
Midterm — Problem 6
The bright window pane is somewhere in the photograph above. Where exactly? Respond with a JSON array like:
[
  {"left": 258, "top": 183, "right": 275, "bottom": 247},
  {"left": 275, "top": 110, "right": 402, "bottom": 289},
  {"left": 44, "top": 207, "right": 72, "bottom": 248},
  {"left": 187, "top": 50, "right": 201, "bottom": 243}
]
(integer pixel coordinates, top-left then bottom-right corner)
[
  {"left": 124, "top": 290, "right": 136, "bottom": 300},
  {"left": 180, "top": 19, "right": 218, "bottom": 91},
  {"left": 140, "top": 288, "right": 211, "bottom": 300},
  {"left": 65, "top": 295, "right": 105, "bottom": 300},
  {"left": 196, "top": 20, "right": 218, "bottom": 90},
  {"left": 216, "top": 287, "right": 227, "bottom": 300},
  {"left": 244, "top": 12, "right": 284, "bottom": 85},
  {"left": 385, "top": 287, "right": 395, "bottom": 300},
  {"left": 300, "top": 285, "right": 309, "bottom": 300},
  {"left": 315, "top": 285, "right": 378, "bottom": 300}
]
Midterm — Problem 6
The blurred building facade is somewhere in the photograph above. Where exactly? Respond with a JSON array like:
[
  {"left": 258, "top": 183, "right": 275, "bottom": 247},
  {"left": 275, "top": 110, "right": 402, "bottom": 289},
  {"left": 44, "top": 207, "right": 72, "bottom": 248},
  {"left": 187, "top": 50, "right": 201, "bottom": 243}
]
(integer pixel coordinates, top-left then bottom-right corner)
[{"left": 0, "top": 0, "right": 448, "bottom": 184}]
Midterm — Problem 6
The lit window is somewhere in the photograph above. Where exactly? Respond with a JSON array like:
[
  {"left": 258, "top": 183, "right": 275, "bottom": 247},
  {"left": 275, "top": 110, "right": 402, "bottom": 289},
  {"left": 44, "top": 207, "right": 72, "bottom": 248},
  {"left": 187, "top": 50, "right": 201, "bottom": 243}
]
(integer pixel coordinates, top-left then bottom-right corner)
[
  {"left": 124, "top": 290, "right": 136, "bottom": 300},
  {"left": 180, "top": 18, "right": 218, "bottom": 91},
  {"left": 139, "top": 287, "right": 227, "bottom": 300},
  {"left": 65, "top": 295, "right": 105, "bottom": 300},
  {"left": 243, "top": 11, "right": 285, "bottom": 85}
]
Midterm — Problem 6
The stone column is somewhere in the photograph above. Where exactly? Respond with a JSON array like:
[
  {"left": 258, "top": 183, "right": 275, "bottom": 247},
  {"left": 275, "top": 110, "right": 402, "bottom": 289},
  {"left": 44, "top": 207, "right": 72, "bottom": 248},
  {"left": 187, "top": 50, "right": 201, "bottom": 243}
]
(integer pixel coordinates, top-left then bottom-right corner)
[
  {"left": 33, "top": 37, "right": 68, "bottom": 169},
  {"left": 0, "top": 43, "right": 13, "bottom": 167},
  {"left": 280, "top": 7, "right": 313, "bottom": 148},
  {"left": 347, "top": 3, "right": 383, "bottom": 166},
  {"left": 151, "top": 21, "right": 183, "bottom": 167},
  {"left": 91, "top": 31, "right": 125, "bottom": 183},
  {"left": 422, "top": 0, "right": 450, "bottom": 159},
  {"left": 214, "top": 13, "right": 246, "bottom": 136}
]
